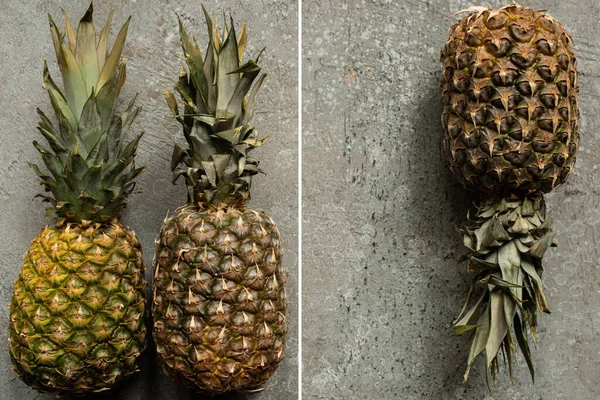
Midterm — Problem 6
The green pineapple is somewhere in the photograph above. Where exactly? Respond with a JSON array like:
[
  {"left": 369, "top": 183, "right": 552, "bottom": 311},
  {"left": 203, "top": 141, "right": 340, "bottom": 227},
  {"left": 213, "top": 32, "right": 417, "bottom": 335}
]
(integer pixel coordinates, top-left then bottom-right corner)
[
  {"left": 8, "top": 4, "right": 146, "bottom": 394},
  {"left": 152, "top": 7, "right": 287, "bottom": 393}
]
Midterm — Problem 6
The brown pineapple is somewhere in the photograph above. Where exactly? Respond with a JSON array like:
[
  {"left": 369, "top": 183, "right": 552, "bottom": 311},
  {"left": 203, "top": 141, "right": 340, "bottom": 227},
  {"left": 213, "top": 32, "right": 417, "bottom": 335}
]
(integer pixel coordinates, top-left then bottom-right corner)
[
  {"left": 441, "top": 4, "right": 579, "bottom": 383},
  {"left": 152, "top": 7, "right": 287, "bottom": 393}
]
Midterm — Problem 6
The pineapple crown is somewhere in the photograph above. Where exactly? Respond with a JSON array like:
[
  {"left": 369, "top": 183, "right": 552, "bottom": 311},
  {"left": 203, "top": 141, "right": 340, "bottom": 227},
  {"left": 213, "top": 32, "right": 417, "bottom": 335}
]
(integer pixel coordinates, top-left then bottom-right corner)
[
  {"left": 166, "top": 6, "right": 268, "bottom": 206},
  {"left": 30, "top": 3, "right": 144, "bottom": 226}
]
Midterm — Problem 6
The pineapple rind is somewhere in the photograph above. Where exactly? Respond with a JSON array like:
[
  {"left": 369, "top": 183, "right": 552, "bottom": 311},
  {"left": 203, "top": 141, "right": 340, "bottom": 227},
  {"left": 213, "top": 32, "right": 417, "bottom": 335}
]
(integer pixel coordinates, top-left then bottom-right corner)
[
  {"left": 153, "top": 204, "right": 287, "bottom": 393},
  {"left": 9, "top": 223, "right": 146, "bottom": 394},
  {"left": 441, "top": 4, "right": 579, "bottom": 197}
]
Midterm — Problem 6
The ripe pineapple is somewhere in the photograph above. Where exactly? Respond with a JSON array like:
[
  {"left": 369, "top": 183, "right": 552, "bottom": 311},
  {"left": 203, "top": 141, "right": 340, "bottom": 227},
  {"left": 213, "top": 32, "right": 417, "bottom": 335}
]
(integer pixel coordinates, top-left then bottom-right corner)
[
  {"left": 152, "top": 7, "right": 287, "bottom": 393},
  {"left": 441, "top": 4, "right": 579, "bottom": 382},
  {"left": 8, "top": 5, "right": 146, "bottom": 394}
]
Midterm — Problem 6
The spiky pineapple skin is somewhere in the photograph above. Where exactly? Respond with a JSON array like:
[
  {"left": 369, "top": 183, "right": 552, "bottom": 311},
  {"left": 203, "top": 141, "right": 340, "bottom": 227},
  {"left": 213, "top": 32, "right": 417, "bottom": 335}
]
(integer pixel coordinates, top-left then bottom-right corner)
[
  {"left": 153, "top": 204, "right": 287, "bottom": 393},
  {"left": 8, "top": 223, "right": 146, "bottom": 395},
  {"left": 441, "top": 4, "right": 579, "bottom": 196}
]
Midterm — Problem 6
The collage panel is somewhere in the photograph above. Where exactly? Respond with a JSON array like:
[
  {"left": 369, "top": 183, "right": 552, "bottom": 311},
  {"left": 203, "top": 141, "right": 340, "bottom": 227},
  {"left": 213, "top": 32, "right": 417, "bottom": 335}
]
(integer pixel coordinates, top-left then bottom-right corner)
[
  {"left": 302, "top": 0, "right": 600, "bottom": 399},
  {"left": 0, "top": 1, "right": 297, "bottom": 399}
]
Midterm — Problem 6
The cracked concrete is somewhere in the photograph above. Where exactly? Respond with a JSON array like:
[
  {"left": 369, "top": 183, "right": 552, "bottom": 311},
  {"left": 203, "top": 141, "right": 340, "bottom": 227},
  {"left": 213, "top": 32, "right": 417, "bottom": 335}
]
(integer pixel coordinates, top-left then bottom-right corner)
[
  {"left": 302, "top": 0, "right": 600, "bottom": 399},
  {"left": 0, "top": 1, "right": 297, "bottom": 399}
]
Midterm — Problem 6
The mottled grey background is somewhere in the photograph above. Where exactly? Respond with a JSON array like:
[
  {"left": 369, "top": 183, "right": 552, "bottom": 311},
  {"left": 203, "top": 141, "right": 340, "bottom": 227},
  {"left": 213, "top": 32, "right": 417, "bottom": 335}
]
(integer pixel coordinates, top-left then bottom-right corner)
[
  {"left": 303, "top": 0, "right": 600, "bottom": 399},
  {"left": 0, "top": 1, "right": 297, "bottom": 399}
]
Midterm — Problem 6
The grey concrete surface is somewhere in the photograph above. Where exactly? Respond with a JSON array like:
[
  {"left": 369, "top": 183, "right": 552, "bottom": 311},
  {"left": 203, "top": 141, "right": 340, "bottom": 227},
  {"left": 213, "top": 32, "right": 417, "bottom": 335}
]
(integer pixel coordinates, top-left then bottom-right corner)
[
  {"left": 303, "top": 0, "right": 600, "bottom": 399},
  {"left": 0, "top": 1, "right": 297, "bottom": 399}
]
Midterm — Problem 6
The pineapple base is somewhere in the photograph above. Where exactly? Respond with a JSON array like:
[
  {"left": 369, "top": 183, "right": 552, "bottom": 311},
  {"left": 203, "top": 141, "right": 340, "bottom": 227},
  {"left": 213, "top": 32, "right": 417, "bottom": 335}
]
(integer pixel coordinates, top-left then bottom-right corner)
[
  {"left": 453, "top": 195, "right": 555, "bottom": 384},
  {"left": 8, "top": 222, "right": 147, "bottom": 394},
  {"left": 153, "top": 204, "right": 287, "bottom": 393}
]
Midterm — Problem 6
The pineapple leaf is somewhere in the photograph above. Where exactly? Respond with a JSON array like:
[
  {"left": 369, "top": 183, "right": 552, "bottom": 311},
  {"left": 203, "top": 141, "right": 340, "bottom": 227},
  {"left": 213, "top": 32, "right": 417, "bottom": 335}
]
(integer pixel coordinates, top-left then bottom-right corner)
[
  {"left": 106, "top": 117, "right": 123, "bottom": 161},
  {"left": 464, "top": 302, "right": 490, "bottom": 382},
  {"left": 467, "top": 256, "right": 497, "bottom": 272},
  {"left": 226, "top": 60, "right": 261, "bottom": 125},
  {"left": 201, "top": 161, "right": 217, "bottom": 186},
  {"left": 191, "top": 114, "right": 217, "bottom": 127},
  {"left": 521, "top": 257, "right": 549, "bottom": 312},
  {"left": 237, "top": 22, "right": 247, "bottom": 61},
  {"left": 103, "top": 133, "right": 141, "bottom": 185},
  {"left": 211, "top": 154, "right": 231, "bottom": 179},
  {"left": 64, "top": 147, "right": 87, "bottom": 191},
  {"left": 454, "top": 291, "right": 487, "bottom": 334},
  {"left": 27, "top": 161, "right": 52, "bottom": 182},
  {"left": 81, "top": 163, "right": 103, "bottom": 190},
  {"left": 165, "top": 89, "right": 179, "bottom": 116},
  {"left": 59, "top": 42, "right": 88, "bottom": 119},
  {"left": 78, "top": 90, "right": 102, "bottom": 155},
  {"left": 243, "top": 134, "right": 270, "bottom": 147},
  {"left": 201, "top": 4, "right": 216, "bottom": 112},
  {"left": 97, "top": 16, "right": 130, "bottom": 91},
  {"left": 37, "top": 110, "right": 67, "bottom": 156},
  {"left": 37, "top": 126, "right": 66, "bottom": 155},
  {"left": 237, "top": 154, "right": 246, "bottom": 175},
  {"left": 37, "top": 108, "right": 58, "bottom": 136},
  {"left": 95, "top": 63, "right": 120, "bottom": 130},
  {"left": 194, "top": 121, "right": 219, "bottom": 156},
  {"left": 213, "top": 14, "right": 222, "bottom": 52},
  {"left": 527, "top": 231, "right": 555, "bottom": 258},
  {"left": 171, "top": 144, "right": 188, "bottom": 171},
  {"left": 513, "top": 314, "right": 535, "bottom": 382},
  {"left": 474, "top": 216, "right": 510, "bottom": 251},
  {"left": 120, "top": 94, "right": 141, "bottom": 136},
  {"left": 483, "top": 274, "right": 523, "bottom": 289},
  {"left": 503, "top": 290, "right": 517, "bottom": 329},
  {"left": 116, "top": 59, "right": 127, "bottom": 98},
  {"left": 178, "top": 17, "right": 209, "bottom": 113},
  {"left": 243, "top": 73, "right": 266, "bottom": 124},
  {"left": 214, "top": 126, "right": 242, "bottom": 144},
  {"left": 96, "top": 9, "right": 114, "bottom": 71},
  {"left": 42, "top": 61, "right": 78, "bottom": 129},
  {"left": 215, "top": 18, "right": 240, "bottom": 117},
  {"left": 204, "top": 39, "right": 216, "bottom": 113},
  {"left": 233, "top": 143, "right": 246, "bottom": 155},
  {"left": 75, "top": 3, "right": 98, "bottom": 95},
  {"left": 48, "top": 14, "right": 67, "bottom": 76},
  {"left": 88, "top": 132, "right": 107, "bottom": 164},
  {"left": 522, "top": 197, "right": 534, "bottom": 216},
  {"left": 175, "top": 79, "right": 201, "bottom": 114},
  {"left": 497, "top": 240, "right": 520, "bottom": 284},
  {"left": 32, "top": 141, "right": 63, "bottom": 179},
  {"left": 485, "top": 290, "right": 508, "bottom": 369},
  {"left": 61, "top": 9, "right": 77, "bottom": 54}
]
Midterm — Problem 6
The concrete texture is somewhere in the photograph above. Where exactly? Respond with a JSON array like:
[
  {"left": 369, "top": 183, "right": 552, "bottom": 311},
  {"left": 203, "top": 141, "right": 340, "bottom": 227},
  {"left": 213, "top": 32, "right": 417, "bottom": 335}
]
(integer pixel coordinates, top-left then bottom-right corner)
[
  {"left": 302, "top": 0, "right": 600, "bottom": 399},
  {"left": 0, "top": 1, "right": 297, "bottom": 399}
]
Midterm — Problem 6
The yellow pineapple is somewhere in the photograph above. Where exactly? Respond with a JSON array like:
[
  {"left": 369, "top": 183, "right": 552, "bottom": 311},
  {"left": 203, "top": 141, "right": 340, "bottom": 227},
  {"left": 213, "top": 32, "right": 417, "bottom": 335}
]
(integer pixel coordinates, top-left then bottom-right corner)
[{"left": 8, "top": 4, "right": 146, "bottom": 394}]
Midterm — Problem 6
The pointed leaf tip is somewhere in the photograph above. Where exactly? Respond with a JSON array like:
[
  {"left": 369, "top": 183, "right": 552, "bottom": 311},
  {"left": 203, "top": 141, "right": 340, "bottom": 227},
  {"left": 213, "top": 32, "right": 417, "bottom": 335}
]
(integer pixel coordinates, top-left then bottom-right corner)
[
  {"left": 82, "top": 2, "right": 94, "bottom": 22},
  {"left": 48, "top": 13, "right": 55, "bottom": 27}
]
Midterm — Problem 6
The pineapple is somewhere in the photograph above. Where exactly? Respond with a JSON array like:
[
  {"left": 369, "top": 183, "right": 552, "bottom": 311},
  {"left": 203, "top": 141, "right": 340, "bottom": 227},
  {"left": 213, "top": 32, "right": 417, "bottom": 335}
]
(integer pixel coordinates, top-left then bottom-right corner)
[
  {"left": 152, "top": 7, "right": 287, "bottom": 394},
  {"left": 441, "top": 4, "right": 579, "bottom": 382},
  {"left": 8, "top": 4, "right": 146, "bottom": 394}
]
